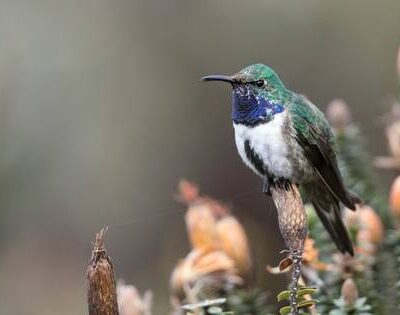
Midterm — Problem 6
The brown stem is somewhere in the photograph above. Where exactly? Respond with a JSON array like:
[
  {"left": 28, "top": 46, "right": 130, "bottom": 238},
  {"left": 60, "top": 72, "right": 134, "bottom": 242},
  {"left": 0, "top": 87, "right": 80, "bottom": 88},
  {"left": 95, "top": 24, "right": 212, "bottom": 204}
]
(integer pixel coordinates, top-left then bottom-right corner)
[
  {"left": 87, "top": 228, "right": 119, "bottom": 315},
  {"left": 270, "top": 183, "right": 308, "bottom": 253},
  {"left": 270, "top": 183, "right": 308, "bottom": 315}
]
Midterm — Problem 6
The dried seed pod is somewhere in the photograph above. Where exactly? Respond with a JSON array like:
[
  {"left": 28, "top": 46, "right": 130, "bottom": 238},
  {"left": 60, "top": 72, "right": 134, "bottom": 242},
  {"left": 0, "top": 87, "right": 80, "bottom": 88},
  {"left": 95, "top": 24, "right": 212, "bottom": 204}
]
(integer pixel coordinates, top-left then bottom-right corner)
[
  {"left": 86, "top": 228, "right": 119, "bottom": 315},
  {"left": 279, "top": 257, "right": 294, "bottom": 272}
]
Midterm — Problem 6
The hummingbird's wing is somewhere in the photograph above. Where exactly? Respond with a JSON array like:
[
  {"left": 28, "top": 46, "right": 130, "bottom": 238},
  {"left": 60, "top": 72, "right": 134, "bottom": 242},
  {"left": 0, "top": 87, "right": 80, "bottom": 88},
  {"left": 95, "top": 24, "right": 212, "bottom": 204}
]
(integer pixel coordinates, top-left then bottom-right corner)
[{"left": 289, "top": 96, "right": 357, "bottom": 210}]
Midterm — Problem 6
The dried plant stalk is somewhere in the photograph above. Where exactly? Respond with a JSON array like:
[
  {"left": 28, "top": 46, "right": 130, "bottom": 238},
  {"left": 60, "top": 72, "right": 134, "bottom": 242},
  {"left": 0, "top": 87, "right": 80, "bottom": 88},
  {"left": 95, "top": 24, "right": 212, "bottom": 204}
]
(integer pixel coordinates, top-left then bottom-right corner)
[
  {"left": 87, "top": 228, "right": 119, "bottom": 315},
  {"left": 270, "top": 183, "right": 308, "bottom": 252},
  {"left": 270, "top": 183, "right": 308, "bottom": 315}
]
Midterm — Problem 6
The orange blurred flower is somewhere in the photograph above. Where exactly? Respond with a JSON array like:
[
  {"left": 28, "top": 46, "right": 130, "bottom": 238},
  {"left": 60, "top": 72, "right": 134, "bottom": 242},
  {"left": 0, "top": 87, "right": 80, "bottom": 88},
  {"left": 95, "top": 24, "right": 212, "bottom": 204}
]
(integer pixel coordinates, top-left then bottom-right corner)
[
  {"left": 356, "top": 206, "right": 383, "bottom": 245},
  {"left": 172, "top": 180, "right": 252, "bottom": 301},
  {"left": 216, "top": 216, "right": 252, "bottom": 275},
  {"left": 185, "top": 204, "right": 218, "bottom": 250},
  {"left": 178, "top": 179, "right": 200, "bottom": 204},
  {"left": 302, "top": 238, "right": 328, "bottom": 271},
  {"left": 170, "top": 247, "right": 242, "bottom": 300},
  {"left": 344, "top": 205, "right": 383, "bottom": 254},
  {"left": 179, "top": 179, "right": 252, "bottom": 275}
]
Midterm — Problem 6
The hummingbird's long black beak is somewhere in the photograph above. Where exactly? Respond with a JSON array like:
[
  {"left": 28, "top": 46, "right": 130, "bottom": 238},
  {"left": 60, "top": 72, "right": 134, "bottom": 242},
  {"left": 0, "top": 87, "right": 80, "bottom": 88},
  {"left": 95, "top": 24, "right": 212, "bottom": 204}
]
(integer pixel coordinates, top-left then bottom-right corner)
[{"left": 201, "top": 75, "right": 235, "bottom": 84}]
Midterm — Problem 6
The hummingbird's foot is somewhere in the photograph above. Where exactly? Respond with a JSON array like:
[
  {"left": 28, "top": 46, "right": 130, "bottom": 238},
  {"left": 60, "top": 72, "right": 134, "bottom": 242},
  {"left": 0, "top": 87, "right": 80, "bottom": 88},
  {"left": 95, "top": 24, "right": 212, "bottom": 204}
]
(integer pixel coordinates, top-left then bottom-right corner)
[
  {"left": 273, "top": 178, "right": 292, "bottom": 191},
  {"left": 262, "top": 176, "right": 271, "bottom": 196}
]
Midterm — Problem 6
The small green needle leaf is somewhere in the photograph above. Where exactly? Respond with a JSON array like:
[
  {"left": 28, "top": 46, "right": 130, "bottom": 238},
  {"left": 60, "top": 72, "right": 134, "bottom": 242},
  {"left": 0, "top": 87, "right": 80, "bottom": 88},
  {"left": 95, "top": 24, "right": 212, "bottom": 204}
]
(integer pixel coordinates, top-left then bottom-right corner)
[
  {"left": 277, "top": 290, "right": 291, "bottom": 302},
  {"left": 279, "top": 306, "right": 292, "bottom": 315},
  {"left": 298, "top": 299, "right": 318, "bottom": 309},
  {"left": 297, "top": 287, "right": 318, "bottom": 297}
]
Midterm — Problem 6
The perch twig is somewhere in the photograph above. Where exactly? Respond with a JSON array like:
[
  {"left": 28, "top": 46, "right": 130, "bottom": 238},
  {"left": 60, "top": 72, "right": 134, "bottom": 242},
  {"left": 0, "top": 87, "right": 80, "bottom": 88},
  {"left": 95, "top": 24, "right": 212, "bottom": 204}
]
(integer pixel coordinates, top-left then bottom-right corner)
[{"left": 270, "top": 183, "right": 308, "bottom": 315}]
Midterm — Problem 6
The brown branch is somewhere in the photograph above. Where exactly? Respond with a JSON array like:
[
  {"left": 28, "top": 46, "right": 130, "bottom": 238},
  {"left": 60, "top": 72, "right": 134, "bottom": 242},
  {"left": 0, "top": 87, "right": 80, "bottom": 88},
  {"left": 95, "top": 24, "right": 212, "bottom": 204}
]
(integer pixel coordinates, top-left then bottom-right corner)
[
  {"left": 87, "top": 228, "right": 119, "bottom": 315},
  {"left": 270, "top": 183, "right": 308, "bottom": 315},
  {"left": 270, "top": 183, "right": 308, "bottom": 253}
]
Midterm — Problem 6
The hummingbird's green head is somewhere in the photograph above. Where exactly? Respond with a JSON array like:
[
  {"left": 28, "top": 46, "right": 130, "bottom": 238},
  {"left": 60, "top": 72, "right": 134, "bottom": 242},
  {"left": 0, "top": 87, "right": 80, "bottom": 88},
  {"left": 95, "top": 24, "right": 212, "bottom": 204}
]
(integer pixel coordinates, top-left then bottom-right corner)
[
  {"left": 202, "top": 64, "right": 287, "bottom": 126},
  {"left": 233, "top": 64, "right": 285, "bottom": 91}
]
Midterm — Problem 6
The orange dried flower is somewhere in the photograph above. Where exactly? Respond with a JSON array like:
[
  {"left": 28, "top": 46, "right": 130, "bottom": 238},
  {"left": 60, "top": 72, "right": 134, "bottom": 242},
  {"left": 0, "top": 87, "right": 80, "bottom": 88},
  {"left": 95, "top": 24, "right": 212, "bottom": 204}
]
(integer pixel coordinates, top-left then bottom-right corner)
[
  {"left": 303, "top": 238, "right": 318, "bottom": 263},
  {"left": 173, "top": 180, "right": 252, "bottom": 302},
  {"left": 344, "top": 206, "right": 383, "bottom": 254},
  {"left": 178, "top": 179, "right": 200, "bottom": 204},
  {"left": 302, "top": 238, "right": 328, "bottom": 270},
  {"left": 216, "top": 216, "right": 252, "bottom": 275},
  {"left": 390, "top": 175, "right": 400, "bottom": 219},
  {"left": 170, "top": 248, "right": 241, "bottom": 299},
  {"left": 185, "top": 204, "right": 252, "bottom": 275},
  {"left": 180, "top": 180, "right": 251, "bottom": 274},
  {"left": 356, "top": 206, "right": 383, "bottom": 245},
  {"left": 185, "top": 204, "right": 218, "bottom": 250}
]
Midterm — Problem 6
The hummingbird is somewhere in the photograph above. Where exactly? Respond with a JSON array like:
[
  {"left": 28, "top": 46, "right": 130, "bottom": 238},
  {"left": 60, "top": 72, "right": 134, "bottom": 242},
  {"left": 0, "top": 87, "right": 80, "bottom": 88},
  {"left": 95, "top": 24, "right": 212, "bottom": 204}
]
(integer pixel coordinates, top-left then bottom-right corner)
[{"left": 202, "top": 64, "right": 358, "bottom": 256}]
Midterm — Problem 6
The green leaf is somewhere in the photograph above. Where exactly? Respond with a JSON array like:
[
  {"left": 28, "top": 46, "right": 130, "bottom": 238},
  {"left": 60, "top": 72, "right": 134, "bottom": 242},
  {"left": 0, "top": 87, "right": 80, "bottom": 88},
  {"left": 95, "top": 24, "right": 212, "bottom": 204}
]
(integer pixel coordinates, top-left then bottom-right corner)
[
  {"left": 354, "top": 297, "right": 367, "bottom": 308},
  {"left": 329, "top": 310, "right": 345, "bottom": 315},
  {"left": 279, "top": 306, "right": 292, "bottom": 315},
  {"left": 333, "top": 297, "right": 346, "bottom": 308},
  {"left": 298, "top": 300, "right": 318, "bottom": 310},
  {"left": 277, "top": 290, "right": 291, "bottom": 302},
  {"left": 297, "top": 287, "right": 317, "bottom": 297},
  {"left": 207, "top": 306, "right": 223, "bottom": 314}
]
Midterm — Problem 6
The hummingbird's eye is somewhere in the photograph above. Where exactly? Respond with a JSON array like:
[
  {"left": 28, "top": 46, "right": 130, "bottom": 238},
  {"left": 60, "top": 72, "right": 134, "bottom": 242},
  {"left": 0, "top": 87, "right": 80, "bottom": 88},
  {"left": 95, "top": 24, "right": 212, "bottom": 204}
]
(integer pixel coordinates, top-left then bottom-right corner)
[{"left": 255, "top": 79, "right": 265, "bottom": 88}]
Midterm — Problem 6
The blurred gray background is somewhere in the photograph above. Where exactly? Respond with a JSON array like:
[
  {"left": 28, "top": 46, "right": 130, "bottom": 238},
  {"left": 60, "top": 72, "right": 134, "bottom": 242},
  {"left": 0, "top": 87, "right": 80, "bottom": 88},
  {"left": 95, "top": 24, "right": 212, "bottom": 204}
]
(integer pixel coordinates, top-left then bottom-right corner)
[{"left": 0, "top": 1, "right": 399, "bottom": 314}]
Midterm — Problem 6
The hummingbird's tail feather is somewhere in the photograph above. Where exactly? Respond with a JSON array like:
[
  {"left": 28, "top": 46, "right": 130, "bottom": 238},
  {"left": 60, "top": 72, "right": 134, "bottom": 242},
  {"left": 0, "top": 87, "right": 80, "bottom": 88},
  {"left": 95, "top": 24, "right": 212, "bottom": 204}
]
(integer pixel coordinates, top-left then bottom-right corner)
[
  {"left": 346, "top": 190, "right": 362, "bottom": 211},
  {"left": 311, "top": 197, "right": 354, "bottom": 256}
]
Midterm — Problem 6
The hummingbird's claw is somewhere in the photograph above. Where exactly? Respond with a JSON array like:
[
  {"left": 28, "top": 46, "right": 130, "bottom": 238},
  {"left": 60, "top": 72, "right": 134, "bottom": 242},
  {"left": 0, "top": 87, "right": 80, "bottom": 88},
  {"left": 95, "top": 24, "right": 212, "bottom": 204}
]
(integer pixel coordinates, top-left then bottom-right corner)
[{"left": 262, "top": 175, "right": 272, "bottom": 196}]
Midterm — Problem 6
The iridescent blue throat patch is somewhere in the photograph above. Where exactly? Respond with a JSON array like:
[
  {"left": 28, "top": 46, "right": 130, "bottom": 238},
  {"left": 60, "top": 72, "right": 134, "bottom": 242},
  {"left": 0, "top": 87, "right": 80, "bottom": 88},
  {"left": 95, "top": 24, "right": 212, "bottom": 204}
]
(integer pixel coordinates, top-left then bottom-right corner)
[{"left": 231, "top": 86, "right": 284, "bottom": 126}]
